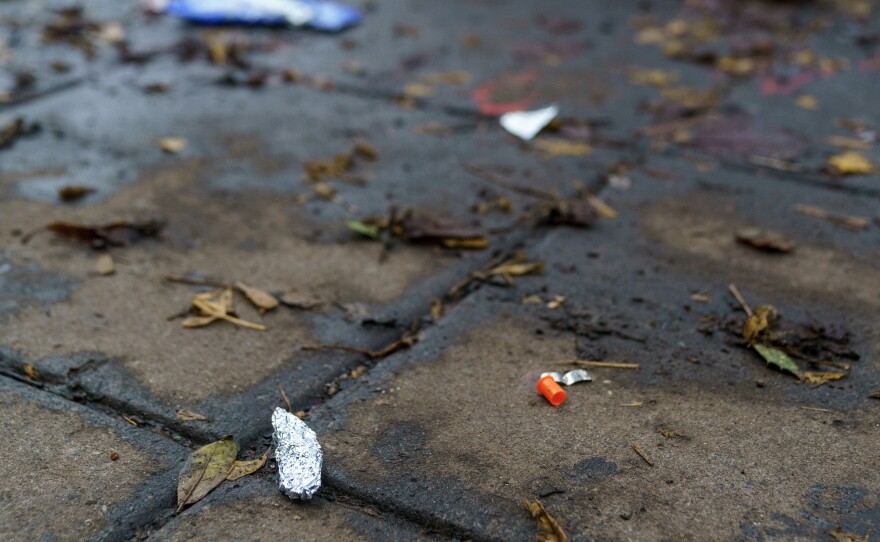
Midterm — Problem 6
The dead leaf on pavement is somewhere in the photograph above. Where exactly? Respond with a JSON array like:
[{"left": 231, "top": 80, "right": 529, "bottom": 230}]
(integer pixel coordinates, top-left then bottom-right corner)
[
  {"left": 176, "top": 408, "right": 209, "bottom": 421},
  {"left": 794, "top": 204, "right": 870, "bottom": 231},
  {"left": 802, "top": 371, "right": 847, "bottom": 386},
  {"left": 156, "top": 137, "right": 188, "bottom": 154},
  {"left": 657, "top": 428, "right": 688, "bottom": 439},
  {"left": 279, "top": 291, "right": 323, "bottom": 310},
  {"left": 743, "top": 305, "right": 777, "bottom": 343},
  {"left": 401, "top": 213, "right": 489, "bottom": 248},
  {"left": 235, "top": 282, "right": 278, "bottom": 313},
  {"left": 23, "top": 218, "right": 165, "bottom": 249},
  {"left": 735, "top": 228, "right": 794, "bottom": 253},
  {"left": 22, "top": 364, "right": 38, "bottom": 381},
  {"left": 95, "top": 254, "right": 115, "bottom": 276},
  {"left": 630, "top": 440, "right": 655, "bottom": 466},
  {"left": 177, "top": 436, "right": 238, "bottom": 512},
  {"left": 533, "top": 139, "right": 592, "bottom": 158},
  {"left": 226, "top": 448, "right": 270, "bottom": 481},
  {"left": 524, "top": 499, "right": 568, "bottom": 542},
  {"left": 827, "top": 151, "right": 874, "bottom": 175},
  {"left": 182, "top": 288, "right": 267, "bottom": 331},
  {"left": 58, "top": 185, "right": 96, "bottom": 202},
  {"left": 827, "top": 528, "right": 870, "bottom": 542}
]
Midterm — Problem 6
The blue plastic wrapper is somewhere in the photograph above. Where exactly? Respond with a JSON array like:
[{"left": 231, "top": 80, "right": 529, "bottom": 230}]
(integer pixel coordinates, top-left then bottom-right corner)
[{"left": 164, "top": 0, "right": 361, "bottom": 32}]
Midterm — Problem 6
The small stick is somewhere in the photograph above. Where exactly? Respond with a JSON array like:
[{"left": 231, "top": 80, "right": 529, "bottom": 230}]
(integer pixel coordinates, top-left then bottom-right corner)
[
  {"left": 278, "top": 386, "right": 292, "bottom": 412},
  {"left": 630, "top": 440, "right": 654, "bottom": 466},
  {"left": 800, "top": 406, "right": 830, "bottom": 413},
  {"left": 165, "top": 274, "right": 231, "bottom": 289},
  {"left": 461, "top": 162, "right": 557, "bottom": 200},
  {"left": 571, "top": 361, "right": 640, "bottom": 369},
  {"left": 728, "top": 283, "right": 753, "bottom": 317}
]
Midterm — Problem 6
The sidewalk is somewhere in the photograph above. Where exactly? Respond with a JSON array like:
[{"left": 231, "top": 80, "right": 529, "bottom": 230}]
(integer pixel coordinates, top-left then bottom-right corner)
[{"left": 1, "top": 1, "right": 878, "bottom": 540}]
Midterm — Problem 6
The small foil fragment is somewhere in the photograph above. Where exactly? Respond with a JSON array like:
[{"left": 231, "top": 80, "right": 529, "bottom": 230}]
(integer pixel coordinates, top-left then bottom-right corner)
[
  {"left": 271, "top": 407, "right": 322, "bottom": 499},
  {"left": 541, "top": 369, "right": 592, "bottom": 386},
  {"left": 499, "top": 105, "right": 559, "bottom": 141}
]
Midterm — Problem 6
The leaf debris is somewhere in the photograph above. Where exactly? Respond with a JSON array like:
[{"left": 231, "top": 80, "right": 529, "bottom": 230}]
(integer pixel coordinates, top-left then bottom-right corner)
[
  {"left": 23, "top": 218, "right": 166, "bottom": 249},
  {"left": 182, "top": 289, "right": 267, "bottom": 331},
  {"left": 523, "top": 499, "right": 568, "bottom": 542},
  {"left": 226, "top": 448, "right": 270, "bottom": 481},
  {"left": 156, "top": 137, "right": 188, "bottom": 154},
  {"left": 177, "top": 436, "right": 238, "bottom": 512},
  {"left": 176, "top": 408, "right": 209, "bottom": 421},
  {"left": 794, "top": 204, "right": 870, "bottom": 231}
]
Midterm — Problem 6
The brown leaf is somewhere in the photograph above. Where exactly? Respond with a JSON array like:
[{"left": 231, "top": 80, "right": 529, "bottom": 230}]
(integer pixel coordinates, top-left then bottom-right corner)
[
  {"left": 735, "top": 228, "right": 794, "bottom": 253},
  {"left": 95, "top": 254, "right": 115, "bottom": 276},
  {"left": 524, "top": 499, "right": 568, "bottom": 542},
  {"left": 630, "top": 440, "right": 655, "bottom": 466},
  {"left": 401, "top": 214, "right": 487, "bottom": 244},
  {"left": 235, "top": 282, "right": 278, "bottom": 313},
  {"left": 226, "top": 448, "right": 269, "bottom": 481},
  {"left": 25, "top": 219, "right": 165, "bottom": 249},
  {"left": 176, "top": 408, "right": 209, "bottom": 421},
  {"left": 58, "top": 185, "right": 96, "bottom": 202},
  {"left": 279, "top": 291, "right": 323, "bottom": 310},
  {"left": 177, "top": 436, "right": 238, "bottom": 512}
]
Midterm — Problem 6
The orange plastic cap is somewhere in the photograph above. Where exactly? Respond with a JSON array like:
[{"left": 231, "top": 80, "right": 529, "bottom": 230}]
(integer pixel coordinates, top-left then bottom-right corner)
[{"left": 536, "top": 375, "right": 566, "bottom": 406}]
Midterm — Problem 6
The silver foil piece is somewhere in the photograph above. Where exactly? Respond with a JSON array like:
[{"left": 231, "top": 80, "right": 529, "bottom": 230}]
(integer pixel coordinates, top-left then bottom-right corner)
[
  {"left": 541, "top": 369, "right": 592, "bottom": 386},
  {"left": 271, "top": 408, "right": 322, "bottom": 499}
]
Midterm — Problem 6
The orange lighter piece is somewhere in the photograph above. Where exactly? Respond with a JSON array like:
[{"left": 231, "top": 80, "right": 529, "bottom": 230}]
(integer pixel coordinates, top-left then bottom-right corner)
[{"left": 537, "top": 375, "right": 566, "bottom": 406}]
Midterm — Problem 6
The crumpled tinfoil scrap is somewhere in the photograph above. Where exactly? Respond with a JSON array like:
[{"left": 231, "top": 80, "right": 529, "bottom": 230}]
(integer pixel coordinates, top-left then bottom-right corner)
[
  {"left": 540, "top": 369, "right": 592, "bottom": 386},
  {"left": 271, "top": 407, "right": 322, "bottom": 499}
]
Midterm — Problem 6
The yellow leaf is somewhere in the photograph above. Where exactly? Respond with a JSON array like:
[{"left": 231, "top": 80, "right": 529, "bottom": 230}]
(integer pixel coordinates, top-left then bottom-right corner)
[
  {"left": 440, "top": 237, "right": 489, "bottom": 249},
  {"left": 235, "top": 281, "right": 278, "bottom": 313},
  {"left": 22, "top": 364, "right": 38, "bottom": 380},
  {"left": 533, "top": 139, "right": 592, "bottom": 158},
  {"left": 177, "top": 436, "right": 238, "bottom": 512},
  {"left": 827, "top": 151, "right": 874, "bottom": 175},
  {"left": 524, "top": 499, "right": 569, "bottom": 542},
  {"left": 418, "top": 71, "right": 471, "bottom": 85},
  {"left": 743, "top": 305, "right": 776, "bottom": 343},
  {"left": 802, "top": 371, "right": 847, "bottom": 386},
  {"left": 226, "top": 448, "right": 270, "bottom": 481},
  {"left": 795, "top": 95, "right": 819, "bottom": 110}
]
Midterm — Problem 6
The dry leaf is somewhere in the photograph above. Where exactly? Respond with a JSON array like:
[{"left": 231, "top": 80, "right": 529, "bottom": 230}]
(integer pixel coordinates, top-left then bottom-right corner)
[
  {"left": 735, "top": 228, "right": 794, "bottom": 253},
  {"left": 176, "top": 408, "right": 209, "bottom": 421},
  {"left": 802, "top": 371, "right": 847, "bottom": 386},
  {"left": 157, "top": 137, "right": 188, "bottom": 154},
  {"left": 95, "top": 254, "right": 115, "bottom": 276},
  {"left": 58, "top": 185, "right": 96, "bottom": 202},
  {"left": 235, "top": 282, "right": 278, "bottom": 313},
  {"left": 22, "top": 364, "right": 38, "bottom": 380},
  {"left": 279, "top": 291, "right": 323, "bottom": 310},
  {"left": 828, "top": 529, "right": 870, "bottom": 542},
  {"left": 441, "top": 237, "right": 489, "bottom": 249},
  {"left": 827, "top": 151, "right": 874, "bottom": 175},
  {"left": 743, "top": 305, "right": 776, "bottom": 343},
  {"left": 657, "top": 428, "right": 685, "bottom": 438},
  {"left": 177, "top": 436, "right": 238, "bottom": 512},
  {"left": 312, "top": 182, "right": 337, "bottom": 200},
  {"left": 24, "top": 219, "right": 165, "bottom": 249},
  {"left": 795, "top": 95, "right": 819, "bottom": 110},
  {"left": 418, "top": 71, "right": 472, "bottom": 85},
  {"left": 546, "top": 295, "right": 566, "bottom": 309},
  {"left": 226, "top": 448, "right": 270, "bottom": 481},
  {"left": 533, "top": 139, "right": 592, "bottom": 158},
  {"left": 183, "top": 288, "right": 267, "bottom": 331},
  {"left": 524, "top": 499, "right": 568, "bottom": 542}
]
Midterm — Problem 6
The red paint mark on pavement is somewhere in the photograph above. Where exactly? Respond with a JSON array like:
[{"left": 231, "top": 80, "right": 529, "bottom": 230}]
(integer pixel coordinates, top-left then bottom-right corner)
[
  {"left": 471, "top": 69, "right": 541, "bottom": 115},
  {"left": 759, "top": 70, "right": 815, "bottom": 96}
]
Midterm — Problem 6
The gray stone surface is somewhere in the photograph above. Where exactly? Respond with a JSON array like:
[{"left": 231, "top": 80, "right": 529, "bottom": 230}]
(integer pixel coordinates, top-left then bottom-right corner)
[{"left": 1, "top": 0, "right": 878, "bottom": 540}]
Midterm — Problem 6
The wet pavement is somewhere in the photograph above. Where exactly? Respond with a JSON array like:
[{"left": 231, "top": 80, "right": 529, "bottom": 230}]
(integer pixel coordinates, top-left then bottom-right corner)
[{"left": 1, "top": 1, "right": 879, "bottom": 540}]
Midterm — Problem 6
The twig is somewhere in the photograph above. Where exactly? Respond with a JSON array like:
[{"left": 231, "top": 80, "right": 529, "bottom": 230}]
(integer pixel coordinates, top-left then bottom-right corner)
[
  {"left": 728, "top": 283, "right": 753, "bottom": 317},
  {"left": 461, "top": 162, "right": 557, "bottom": 200},
  {"left": 571, "top": 361, "right": 640, "bottom": 369},
  {"left": 278, "top": 386, "right": 292, "bottom": 412},
  {"left": 165, "top": 274, "right": 232, "bottom": 289},
  {"left": 800, "top": 406, "right": 830, "bottom": 413},
  {"left": 630, "top": 440, "right": 654, "bottom": 466}
]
